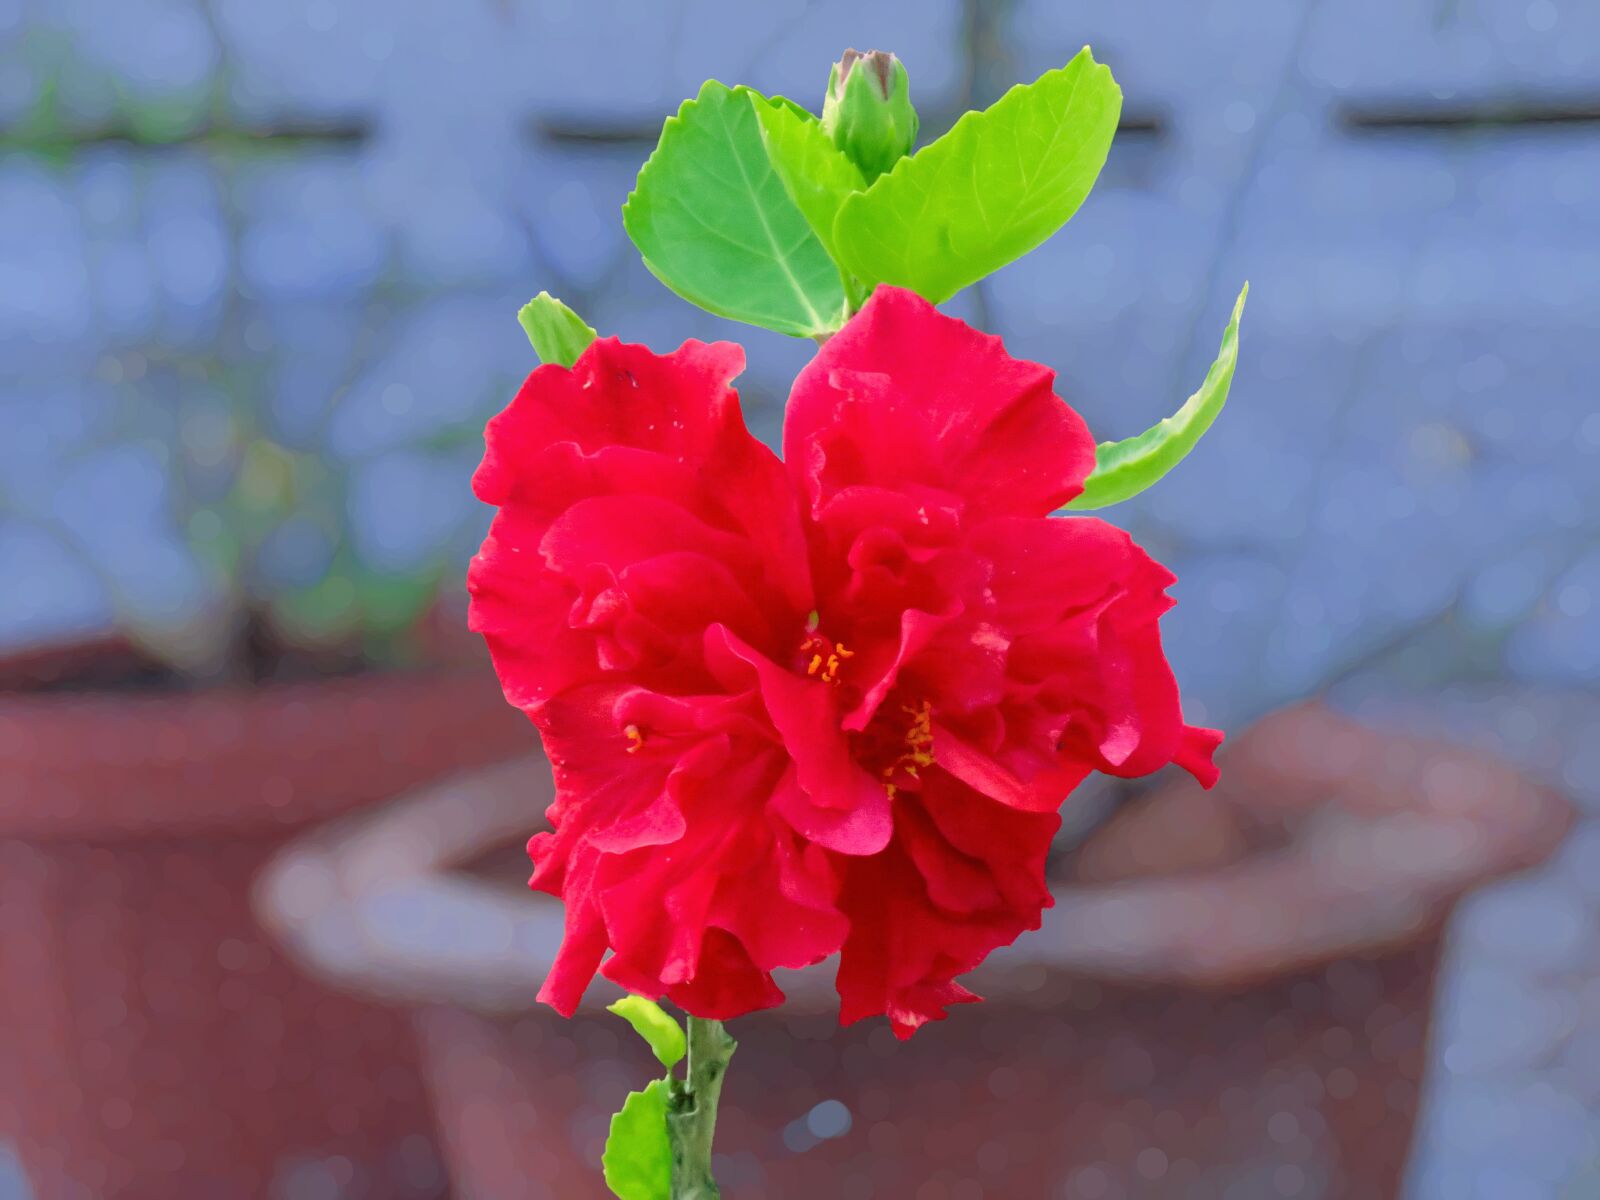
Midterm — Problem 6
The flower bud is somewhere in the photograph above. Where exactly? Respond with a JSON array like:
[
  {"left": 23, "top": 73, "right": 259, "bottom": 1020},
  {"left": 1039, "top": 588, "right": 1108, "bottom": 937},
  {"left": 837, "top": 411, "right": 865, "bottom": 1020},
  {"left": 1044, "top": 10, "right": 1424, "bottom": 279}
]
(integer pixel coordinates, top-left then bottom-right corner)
[{"left": 821, "top": 49, "right": 917, "bottom": 182}]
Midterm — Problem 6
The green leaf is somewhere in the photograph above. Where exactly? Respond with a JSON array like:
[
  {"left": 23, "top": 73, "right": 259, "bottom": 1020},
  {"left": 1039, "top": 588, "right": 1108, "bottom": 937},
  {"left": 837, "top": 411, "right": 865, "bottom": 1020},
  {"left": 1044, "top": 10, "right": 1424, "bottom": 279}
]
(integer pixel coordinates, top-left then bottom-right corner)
[
  {"left": 623, "top": 80, "right": 847, "bottom": 338},
  {"left": 518, "top": 292, "right": 597, "bottom": 367},
  {"left": 1068, "top": 283, "right": 1248, "bottom": 511},
  {"left": 750, "top": 92, "right": 868, "bottom": 302},
  {"left": 607, "top": 996, "right": 686, "bottom": 1069},
  {"left": 602, "top": 1080, "right": 672, "bottom": 1200},
  {"left": 832, "top": 47, "right": 1122, "bottom": 304}
]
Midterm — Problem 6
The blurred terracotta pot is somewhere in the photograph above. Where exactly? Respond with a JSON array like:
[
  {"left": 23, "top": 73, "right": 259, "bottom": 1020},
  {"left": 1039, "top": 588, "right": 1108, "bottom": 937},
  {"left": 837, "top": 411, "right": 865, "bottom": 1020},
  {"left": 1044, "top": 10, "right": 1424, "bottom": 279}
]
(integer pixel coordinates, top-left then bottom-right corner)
[
  {"left": 0, "top": 671, "right": 530, "bottom": 1200},
  {"left": 257, "top": 705, "right": 1570, "bottom": 1199}
]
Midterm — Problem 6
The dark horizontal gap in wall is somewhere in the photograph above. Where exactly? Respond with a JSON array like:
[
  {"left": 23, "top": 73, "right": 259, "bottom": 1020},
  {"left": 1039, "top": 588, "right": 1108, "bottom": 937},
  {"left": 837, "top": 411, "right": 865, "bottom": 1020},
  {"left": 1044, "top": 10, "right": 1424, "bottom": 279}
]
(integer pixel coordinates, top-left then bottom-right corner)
[
  {"left": 1340, "top": 97, "right": 1600, "bottom": 133},
  {"left": 0, "top": 119, "right": 371, "bottom": 153},
  {"left": 529, "top": 115, "right": 660, "bottom": 146},
  {"left": 531, "top": 110, "right": 1169, "bottom": 149},
  {"left": 1116, "top": 111, "right": 1167, "bottom": 140}
]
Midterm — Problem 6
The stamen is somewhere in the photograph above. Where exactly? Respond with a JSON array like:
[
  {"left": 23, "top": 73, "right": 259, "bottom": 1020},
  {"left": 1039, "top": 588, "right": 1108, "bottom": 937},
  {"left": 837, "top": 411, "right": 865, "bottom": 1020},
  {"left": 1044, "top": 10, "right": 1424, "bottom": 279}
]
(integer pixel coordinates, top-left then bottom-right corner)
[
  {"left": 623, "top": 724, "right": 645, "bottom": 754},
  {"left": 876, "top": 699, "right": 935, "bottom": 796},
  {"left": 901, "top": 699, "right": 934, "bottom": 767},
  {"left": 799, "top": 629, "right": 853, "bottom": 685}
]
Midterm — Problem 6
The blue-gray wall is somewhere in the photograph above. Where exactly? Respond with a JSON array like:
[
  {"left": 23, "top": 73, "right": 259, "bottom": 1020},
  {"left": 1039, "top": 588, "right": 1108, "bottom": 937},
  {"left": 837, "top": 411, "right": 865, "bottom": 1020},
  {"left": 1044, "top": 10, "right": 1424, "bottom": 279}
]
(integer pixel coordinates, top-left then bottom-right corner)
[{"left": 3, "top": 1, "right": 1598, "bottom": 1195}]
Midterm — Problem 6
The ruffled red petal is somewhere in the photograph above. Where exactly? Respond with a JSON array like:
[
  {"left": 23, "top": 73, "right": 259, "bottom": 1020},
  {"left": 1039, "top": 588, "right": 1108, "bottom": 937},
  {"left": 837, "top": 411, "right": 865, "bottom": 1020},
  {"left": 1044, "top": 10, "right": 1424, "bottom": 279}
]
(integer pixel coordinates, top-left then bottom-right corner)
[
  {"left": 472, "top": 299, "right": 1219, "bottom": 1035},
  {"left": 834, "top": 772, "right": 1059, "bottom": 1038},
  {"left": 469, "top": 335, "right": 813, "bottom": 709},
  {"left": 783, "top": 287, "right": 1097, "bottom": 521}
]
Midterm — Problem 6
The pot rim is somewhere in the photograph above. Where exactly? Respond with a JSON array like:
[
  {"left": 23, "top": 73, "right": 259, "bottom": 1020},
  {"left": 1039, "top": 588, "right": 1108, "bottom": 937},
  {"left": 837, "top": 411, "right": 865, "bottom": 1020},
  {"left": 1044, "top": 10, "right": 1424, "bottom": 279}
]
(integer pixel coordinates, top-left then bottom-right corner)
[
  {"left": 0, "top": 669, "right": 531, "bottom": 839},
  {"left": 254, "top": 735, "right": 1557, "bottom": 1019}
]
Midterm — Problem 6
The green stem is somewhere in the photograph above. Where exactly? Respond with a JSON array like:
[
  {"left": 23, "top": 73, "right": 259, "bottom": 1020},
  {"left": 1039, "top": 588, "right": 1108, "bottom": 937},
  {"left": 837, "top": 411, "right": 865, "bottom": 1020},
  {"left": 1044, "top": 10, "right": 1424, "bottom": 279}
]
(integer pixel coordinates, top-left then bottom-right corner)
[{"left": 666, "top": 1016, "right": 736, "bottom": 1199}]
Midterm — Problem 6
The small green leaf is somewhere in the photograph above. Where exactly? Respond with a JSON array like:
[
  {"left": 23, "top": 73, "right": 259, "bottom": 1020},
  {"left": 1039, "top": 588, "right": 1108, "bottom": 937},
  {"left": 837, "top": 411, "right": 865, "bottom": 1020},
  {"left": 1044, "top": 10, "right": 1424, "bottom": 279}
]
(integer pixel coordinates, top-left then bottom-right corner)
[
  {"left": 1068, "top": 283, "right": 1248, "bottom": 511},
  {"left": 602, "top": 1080, "right": 672, "bottom": 1200},
  {"left": 751, "top": 94, "right": 867, "bottom": 265},
  {"left": 607, "top": 996, "right": 686, "bottom": 1069},
  {"left": 518, "top": 292, "right": 597, "bottom": 367},
  {"left": 623, "top": 80, "right": 848, "bottom": 338},
  {"left": 832, "top": 47, "right": 1122, "bottom": 304}
]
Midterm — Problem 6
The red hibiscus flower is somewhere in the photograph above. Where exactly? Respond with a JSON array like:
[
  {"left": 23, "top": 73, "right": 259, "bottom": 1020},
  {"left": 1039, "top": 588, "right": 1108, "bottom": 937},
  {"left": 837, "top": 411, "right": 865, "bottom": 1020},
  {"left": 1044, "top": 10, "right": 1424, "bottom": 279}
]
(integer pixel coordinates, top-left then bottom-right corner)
[{"left": 469, "top": 286, "right": 1221, "bottom": 1037}]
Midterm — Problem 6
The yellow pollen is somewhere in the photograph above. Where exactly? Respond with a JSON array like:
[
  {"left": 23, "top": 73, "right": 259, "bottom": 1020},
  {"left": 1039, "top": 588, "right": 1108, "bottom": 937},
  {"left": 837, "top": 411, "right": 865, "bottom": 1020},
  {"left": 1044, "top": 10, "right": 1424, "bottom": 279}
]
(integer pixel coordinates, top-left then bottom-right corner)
[
  {"left": 818, "top": 642, "right": 854, "bottom": 683},
  {"left": 623, "top": 724, "right": 645, "bottom": 754},
  {"left": 878, "top": 700, "right": 935, "bottom": 794},
  {"left": 902, "top": 700, "right": 934, "bottom": 766},
  {"left": 801, "top": 632, "right": 853, "bottom": 684}
]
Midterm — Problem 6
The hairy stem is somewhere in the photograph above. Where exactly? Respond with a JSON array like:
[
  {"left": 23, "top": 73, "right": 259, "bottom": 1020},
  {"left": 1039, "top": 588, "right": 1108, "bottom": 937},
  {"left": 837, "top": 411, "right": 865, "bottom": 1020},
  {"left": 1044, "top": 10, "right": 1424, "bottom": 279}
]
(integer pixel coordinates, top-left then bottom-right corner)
[{"left": 667, "top": 1016, "right": 736, "bottom": 1199}]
